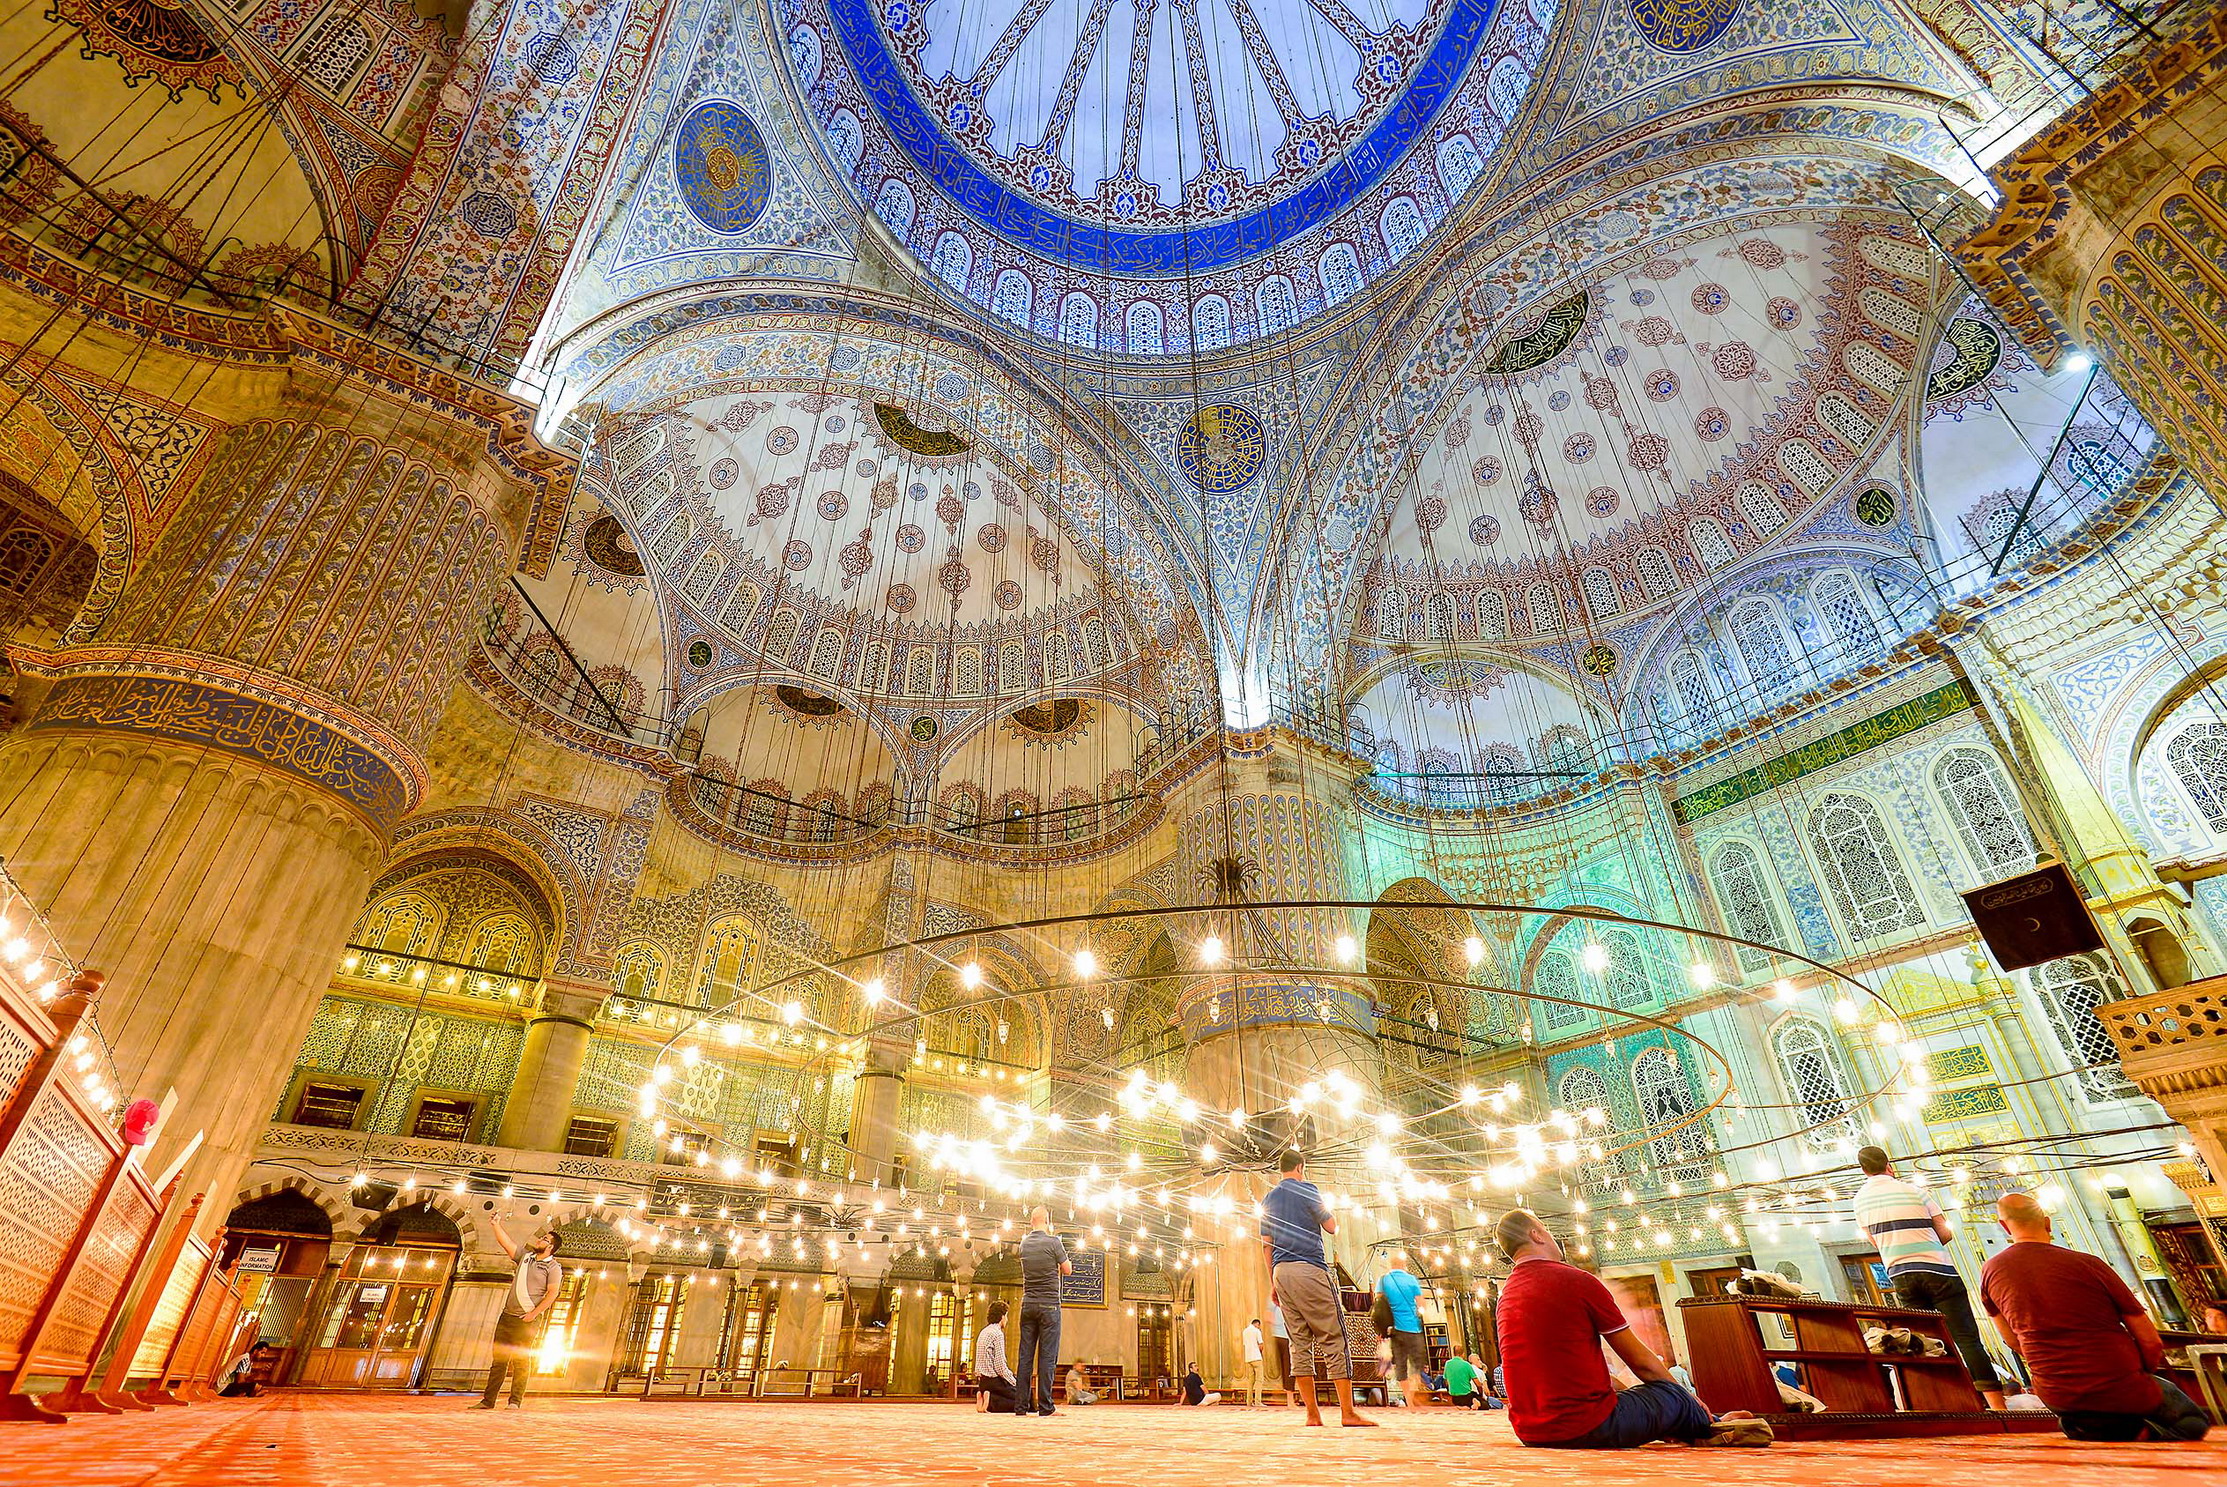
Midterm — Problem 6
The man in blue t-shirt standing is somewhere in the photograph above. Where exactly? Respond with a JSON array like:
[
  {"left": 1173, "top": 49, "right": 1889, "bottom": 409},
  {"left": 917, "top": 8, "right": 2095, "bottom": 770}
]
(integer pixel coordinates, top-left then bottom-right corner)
[
  {"left": 1260, "top": 1148, "right": 1373, "bottom": 1428},
  {"left": 1377, "top": 1260, "right": 1429, "bottom": 1407},
  {"left": 1014, "top": 1205, "right": 1071, "bottom": 1416}
]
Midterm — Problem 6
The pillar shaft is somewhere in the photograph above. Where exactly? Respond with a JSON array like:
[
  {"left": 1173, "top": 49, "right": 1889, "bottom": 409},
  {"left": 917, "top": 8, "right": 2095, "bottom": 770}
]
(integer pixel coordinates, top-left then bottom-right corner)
[
  {"left": 0, "top": 319, "right": 565, "bottom": 1223},
  {"left": 497, "top": 981, "right": 606, "bottom": 1151}
]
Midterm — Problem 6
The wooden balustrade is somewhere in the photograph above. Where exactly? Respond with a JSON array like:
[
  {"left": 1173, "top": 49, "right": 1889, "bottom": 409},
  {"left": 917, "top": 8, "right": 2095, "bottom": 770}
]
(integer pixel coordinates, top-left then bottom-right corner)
[{"left": 0, "top": 956, "right": 241, "bottom": 1423}]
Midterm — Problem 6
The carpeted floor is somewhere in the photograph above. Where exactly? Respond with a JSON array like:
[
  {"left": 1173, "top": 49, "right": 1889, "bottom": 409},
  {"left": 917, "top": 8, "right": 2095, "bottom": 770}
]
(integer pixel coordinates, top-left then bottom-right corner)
[{"left": 7, "top": 1394, "right": 2225, "bottom": 1487}]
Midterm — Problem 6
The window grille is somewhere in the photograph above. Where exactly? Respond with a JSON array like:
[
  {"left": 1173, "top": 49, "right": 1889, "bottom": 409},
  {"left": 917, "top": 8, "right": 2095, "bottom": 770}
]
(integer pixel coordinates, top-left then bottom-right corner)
[
  {"left": 1708, "top": 841, "right": 1789, "bottom": 968},
  {"left": 1730, "top": 598, "right": 1799, "bottom": 694},
  {"left": 2165, "top": 722, "right": 2227, "bottom": 831},
  {"left": 1631, "top": 1047, "right": 1709, "bottom": 1178},
  {"left": 1808, "top": 792, "right": 1926, "bottom": 938},
  {"left": 1538, "top": 953, "right": 1583, "bottom": 1030},
  {"left": 1811, "top": 570, "right": 1881, "bottom": 660},
  {"left": 2035, "top": 953, "right": 2139, "bottom": 1102},
  {"left": 1772, "top": 1017, "right": 1859, "bottom": 1148},
  {"left": 1601, "top": 928, "right": 1649, "bottom": 1008},
  {"left": 1933, "top": 748, "right": 2035, "bottom": 875}
]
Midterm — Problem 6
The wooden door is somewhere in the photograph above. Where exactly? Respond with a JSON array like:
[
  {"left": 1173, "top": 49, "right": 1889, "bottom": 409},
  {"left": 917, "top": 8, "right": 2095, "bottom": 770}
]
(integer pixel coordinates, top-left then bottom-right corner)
[{"left": 299, "top": 1244, "right": 455, "bottom": 1387}]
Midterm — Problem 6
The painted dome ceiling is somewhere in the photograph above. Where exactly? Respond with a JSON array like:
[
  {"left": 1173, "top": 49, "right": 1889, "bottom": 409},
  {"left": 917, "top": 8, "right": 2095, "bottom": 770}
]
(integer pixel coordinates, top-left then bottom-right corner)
[
  {"left": 779, "top": 0, "right": 1555, "bottom": 350},
  {"left": 1359, "top": 213, "right": 1937, "bottom": 642}
]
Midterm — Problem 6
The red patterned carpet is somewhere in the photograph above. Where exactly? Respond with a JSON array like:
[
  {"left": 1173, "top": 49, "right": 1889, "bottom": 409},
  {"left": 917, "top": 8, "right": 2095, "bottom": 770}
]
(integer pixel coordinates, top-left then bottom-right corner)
[{"left": 6, "top": 1395, "right": 2224, "bottom": 1486}]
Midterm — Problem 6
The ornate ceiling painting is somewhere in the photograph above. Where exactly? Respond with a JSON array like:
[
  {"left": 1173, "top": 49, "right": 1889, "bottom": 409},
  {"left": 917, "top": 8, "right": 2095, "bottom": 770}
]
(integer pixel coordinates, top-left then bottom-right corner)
[{"left": 781, "top": 0, "right": 1557, "bottom": 349}]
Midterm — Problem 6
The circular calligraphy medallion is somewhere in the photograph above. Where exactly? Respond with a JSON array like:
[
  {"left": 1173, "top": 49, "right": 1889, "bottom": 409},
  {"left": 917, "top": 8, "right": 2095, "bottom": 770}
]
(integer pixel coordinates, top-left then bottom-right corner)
[
  {"left": 675, "top": 101, "right": 772, "bottom": 234},
  {"left": 1581, "top": 643, "right": 1619, "bottom": 677},
  {"left": 1629, "top": 0, "right": 1744, "bottom": 54},
  {"left": 1175, "top": 404, "right": 1266, "bottom": 493}
]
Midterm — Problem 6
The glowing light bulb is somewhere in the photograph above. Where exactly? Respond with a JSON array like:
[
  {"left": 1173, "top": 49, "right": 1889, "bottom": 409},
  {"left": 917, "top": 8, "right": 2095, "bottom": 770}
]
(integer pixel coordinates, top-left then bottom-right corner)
[
  {"left": 1688, "top": 961, "right": 1716, "bottom": 990},
  {"left": 1833, "top": 996, "right": 1858, "bottom": 1024},
  {"left": 959, "top": 962, "right": 983, "bottom": 990},
  {"left": 863, "top": 979, "right": 885, "bottom": 1007},
  {"left": 782, "top": 999, "right": 804, "bottom": 1026},
  {"left": 1773, "top": 978, "right": 1797, "bottom": 1003},
  {"left": 1463, "top": 936, "right": 1485, "bottom": 967},
  {"left": 1581, "top": 943, "right": 1608, "bottom": 974},
  {"left": 2064, "top": 351, "right": 2093, "bottom": 374},
  {"left": 1199, "top": 936, "right": 1224, "bottom": 966},
  {"left": 1199, "top": 1141, "right": 1218, "bottom": 1164},
  {"left": 1333, "top": 933, "right": 1357, "bottom": 964}
]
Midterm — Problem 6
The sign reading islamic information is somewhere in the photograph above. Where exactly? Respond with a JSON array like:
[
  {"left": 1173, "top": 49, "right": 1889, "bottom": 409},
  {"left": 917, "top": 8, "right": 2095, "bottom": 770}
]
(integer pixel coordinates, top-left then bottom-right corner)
[
  {"left": 1628, "top": 0, "right": 1742, "bottom": 52},
  {"left": 1061, "top": 1247, "right": 1107, "bottom": 1308},
  {"left": 1175, "top": 405, "right": 1266, "bottom": 493},
  {"left": 675, "top": 101, "right": 772, "bottom": 234}
]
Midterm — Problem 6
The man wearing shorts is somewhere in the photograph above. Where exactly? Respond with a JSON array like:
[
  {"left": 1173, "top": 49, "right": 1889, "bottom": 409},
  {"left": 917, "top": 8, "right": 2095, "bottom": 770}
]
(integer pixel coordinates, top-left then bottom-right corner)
[
  {"left": 1260, "top": 1148, "right": 1373, "bottom": 1427},
  {"left": 1377, "top": 1260, "right": 1430, "bottom": 1407}
]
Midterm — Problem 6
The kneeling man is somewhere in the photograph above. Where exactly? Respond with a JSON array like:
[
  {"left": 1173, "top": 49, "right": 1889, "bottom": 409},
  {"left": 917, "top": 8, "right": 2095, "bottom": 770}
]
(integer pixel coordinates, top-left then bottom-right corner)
[
  {"left": 1495, "top": 1210, "right": 1770, "bottom": 1449},
  {"left": 1980, "top": 1192, "right": 2209, "bottom": 1441}
]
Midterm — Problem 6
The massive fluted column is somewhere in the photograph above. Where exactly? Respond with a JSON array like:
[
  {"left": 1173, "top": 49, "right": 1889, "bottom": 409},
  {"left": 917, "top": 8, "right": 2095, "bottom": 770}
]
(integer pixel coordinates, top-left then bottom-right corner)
[
  {"left": 1172, "top": 738, "right": 1380, "bottom": 1391},
  {"left": 497, "top": 978, "right": 608, "bottom": 1151},
  {"left": 0, "top": 304, "right": 567, "bottom": 1222}
]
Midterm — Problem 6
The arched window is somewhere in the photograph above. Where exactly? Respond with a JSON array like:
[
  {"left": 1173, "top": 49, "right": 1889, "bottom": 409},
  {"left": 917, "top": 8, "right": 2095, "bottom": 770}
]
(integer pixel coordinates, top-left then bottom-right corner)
[
  {"left": 1526, "top": 582, "right": 1563, "bottom": 633},
  {"left": 1381, "top": 196, "right": 1426, "bottom": 259},
  {"left": 1475, "top": 588, "right": 1508, "bottom": 639},
  {"left": 1773, "top": 1017, "right": 1859, "bottom": 1148},
  {"left": 1557, "top": 1062, "right": 1607, "bottom": 1117},
  {"left": 0, "top": 529, "right": 52, "bottom": 594},
  {"left": 1601, "top": 928, "right": 1649, "bottom": 1008},
  {"left": 1687, "top": 516, "right": 1736, "bottom": 570},
  {"left": 1709, "top": 841, "right": 1789, "bottom": 968},
  {"left": 697, "top": 918, "right": 762, "bottom": 1007},
  {"left": 1427, "top": 591, "right": 1456, "bottom": 638},
  {"left": 930, "top": 232, "right": 972, "bottom": 290},
  {"left": 1126, "top": 300, "right": 1163, "bottom": 355},
  {"left": 1811, "top": 570, "right": 1882, "bottom": 661},
  {"left": 1436, "top": 133, "right": 1484, "bottom": 201},
  {"left": 826, "top": 110, "right": 864, "bottom": 173},
  {"left": 1808, "top": 792, "right": 1926, "bottom": 939},
  {"left": 1319, "top": 243, "right": 1362, "bottom": 306},
  {"left": 1059, "top": 291, "right": 1098, "bottom": 347},
  {"left": 1636, "top": 547, "right": 1678, "bottom": 600},
  {"left": 465, "top": 913, "right": 538, "bottom": 976},
  {"left": 2165, "top": 721, "right": 2227, "bottom": 831},
  {"left": 1631, "top": 1046, "right": 1707, "bottom": 1177},
  {"left": 1669, "top": 651, "right": 1715, "bottom": 730},
  {"left": 1538, "top": 952, "right": 1584, "bottom": 1030},
  {"left": 2034, "top": 953, "right": 2138, "bottom": 1102},
  {"left": 1933, "top": 748, "right": 2035, "bottom": 877},
  {"left": 1192, "top": 295, "right": 1231, "bottom": 352},
  {"left": 1737, "top": 482, "right": 1786, "bottom": 541},
  {"left": 1730, "top": 597, "right": 1799, "bottom": 693},
  {"left": 1581, "top": 568, "right": 1619, "bottom": 621},
  {"left": 873, "top": 178, "right": 915, "bottom": 237},
  {"left": 992, "top": 269, "right": 1033, "bottom": 327},
  {"left": 614, "top": 942, "right": 665, "bottom": 1003},
  {"left": 1255, "top": 276, "right": 1297, "bottom": 336},
  {"left": 1538, "top": 726, "right": 1591, "bottom": 779}
]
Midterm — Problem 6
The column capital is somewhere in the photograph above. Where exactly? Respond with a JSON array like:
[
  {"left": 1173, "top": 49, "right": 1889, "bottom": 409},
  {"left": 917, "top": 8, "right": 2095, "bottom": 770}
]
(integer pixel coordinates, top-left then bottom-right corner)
[{"left": 532, "top": 976, "right": 611, "bottom": 1025}]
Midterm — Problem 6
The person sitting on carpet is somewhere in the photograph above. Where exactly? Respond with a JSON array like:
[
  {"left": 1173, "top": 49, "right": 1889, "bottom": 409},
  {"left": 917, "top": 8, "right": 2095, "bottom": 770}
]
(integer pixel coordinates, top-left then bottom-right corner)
[
  {"left": 1181, "top": 1366, "right": 1222, "bottom": 1407},
  {"left": 1979, "top": 1192, "right": 2210, "bottom": 1442},
  {"left": 1065, "top": 1364, "right": 1099, "bottom": 1406},
  {"left": 1494, "top": 1210, "right": 1771, "bottom": 1449},
  {"left": 1443, "top": 1351, "right": 1482, "bottom": 1408},
  {"left": 975, "top": 1301, "right": 1019, "bottom": 1414}
]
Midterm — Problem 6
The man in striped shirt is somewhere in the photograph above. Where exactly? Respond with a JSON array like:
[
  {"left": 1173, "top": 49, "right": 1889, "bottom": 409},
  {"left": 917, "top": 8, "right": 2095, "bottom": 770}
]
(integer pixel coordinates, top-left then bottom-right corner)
[{"left": 1854, "top": 1146, "right": 2005, "bottom": 1409}]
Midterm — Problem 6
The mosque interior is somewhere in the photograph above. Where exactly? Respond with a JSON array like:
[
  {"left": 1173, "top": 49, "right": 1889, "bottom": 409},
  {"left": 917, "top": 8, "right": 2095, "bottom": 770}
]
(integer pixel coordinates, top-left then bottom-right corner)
[{"left": 2, "top": 0, "right": 2227, "bottom": 1477}]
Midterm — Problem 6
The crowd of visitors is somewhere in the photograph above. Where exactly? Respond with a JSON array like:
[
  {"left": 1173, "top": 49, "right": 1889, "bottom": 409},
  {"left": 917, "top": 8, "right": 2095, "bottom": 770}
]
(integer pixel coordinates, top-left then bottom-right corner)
[{"left": 953, "top": 1143, "right": 2217, "bottom": 1448}]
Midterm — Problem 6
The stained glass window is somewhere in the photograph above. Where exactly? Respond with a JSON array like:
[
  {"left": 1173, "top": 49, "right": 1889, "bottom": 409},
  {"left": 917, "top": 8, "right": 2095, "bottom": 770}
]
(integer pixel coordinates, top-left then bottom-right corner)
[
  {"left": 930, "top": 232, "right": 972, "bottom": 290},
  {"left": 1811, "top": 570, "right": 1882, "bottom": 660},
  {"left": 992, "top": 270, "right": 1033, "bottom": 327},
  {"left": 1670, "top": 651, "right": 1715, "bottom": 731},
  {"left": 1737, "top": 482, "right": 1785, "bottom": 541},
  {"left": 1933, "top": 748, "right": 2035, "bottom": 876},
  {"left": 1320, "top": 243, "right": 1362, "bottom": 306},
  {"left": 1126, "top": 300, "right": 1163, "bottom": 355},
  {"left": 1527, "top": 582, "right": 1563, "bottom": 632},
  {"left": 2165, "top": 721, "right": 2227, "bottom": 831},
  {"left": 1731, "top": 598, "right": 1799, "bottom": 694},
  {"left": 2036, "top": 953, "right": 2138, "bottom": 1102},
  {"left": 1632, "top": 1047, "right": 1708, "bottom": 1177},
  {"left": 1636, "top": 547, "right": 1678, "bottom": 599},
  {"left": 1708, "top": 841, "right": 1789, "bottom": 968},
  {"left": 1476, "top": 588, "right": 1509, "bottom": 639},
  {"left": 1538, "top": 952, "right": 1583, "bottom": 1029},
  {"left": 1582, "top": 568, "right": 1619, "bottom": 620},
  {"left": 1192, "top": 296, "right": 1231, "bottom": 352},
  {"left": 1059, "top": 292, "right": 1097, "bottom": 348},
  {"left": 1808, "top": 792, "right": 1927, "bottom": 939},
  {"left": 1256, "top": 277, "right": 1297, "bottom": 337},
  {"left": 1688, "top": 516, "right": 1737, "bottom": 570},
  {"left": 1382, "top": 197, "right": 1426, "bottom": 259},
  {"left": 1602, "top": 928, "right": 1649, "bottom": 1008},
  {"left": 1773, "top": 1017, "right": 1859, "bottom": 1149}
]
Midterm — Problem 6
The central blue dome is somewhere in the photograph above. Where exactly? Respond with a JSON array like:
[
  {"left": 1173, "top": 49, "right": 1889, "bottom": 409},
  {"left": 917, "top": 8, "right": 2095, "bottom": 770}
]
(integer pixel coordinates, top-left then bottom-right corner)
[{"left": 827, "top": 0, "right": 1504, "bottom": 274}]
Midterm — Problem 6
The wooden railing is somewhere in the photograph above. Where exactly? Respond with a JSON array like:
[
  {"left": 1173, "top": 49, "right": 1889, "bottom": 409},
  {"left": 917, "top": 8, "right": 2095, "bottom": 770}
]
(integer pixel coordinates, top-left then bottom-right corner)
[
  {"left": 2096, "top": 973, "right": 2227, "bottom": 1100},
  {"left": 0, "top": 958, "right": 242, "bottom": 1423}
]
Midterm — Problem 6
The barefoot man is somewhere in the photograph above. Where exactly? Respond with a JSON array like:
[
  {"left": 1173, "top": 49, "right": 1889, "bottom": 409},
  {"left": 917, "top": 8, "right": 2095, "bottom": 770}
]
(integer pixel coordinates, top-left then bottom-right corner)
[{"left": 1261, "top": 1148, "right": 1373, "bottom": 1428}]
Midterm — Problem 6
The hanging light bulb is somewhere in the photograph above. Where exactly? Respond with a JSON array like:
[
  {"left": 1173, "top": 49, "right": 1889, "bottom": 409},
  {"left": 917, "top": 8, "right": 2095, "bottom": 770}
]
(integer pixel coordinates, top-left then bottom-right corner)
[
  {"left": 1333, "top": 933, "right": 1357, "bottom": 964},
  {"left": 863, "top": 978, "right": 886, "bottom": 1007},
  {"left": 1773, "top": 977, "right": 1797, "bottom": 1003},
  {"left": 1074, "top": 948, "right": 1097, "bottom": 979},
  {"left": 959, "top": 962, "right": 984, "bottom": 990},
  {"left": 1688, "top": 961, "right": 1716, "bottom": 990},
  {"left": 1199, "top": 936, "right": 1224, "bottom": 966},
  {"left": 1463, "top": 936, "right": 1485, "bottom": 967},
  {"left": 782, "top": 999, "right": 804, "bottom": 1026},
  {"left": 1581, "top": 943, "right": 1609, "bottom": 974}
]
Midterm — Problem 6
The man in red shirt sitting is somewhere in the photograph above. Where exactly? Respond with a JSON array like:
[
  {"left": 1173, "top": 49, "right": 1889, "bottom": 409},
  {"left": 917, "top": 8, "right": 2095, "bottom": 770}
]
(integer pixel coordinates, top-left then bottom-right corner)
[
  {"left": 1979, "top": 1192, "right": 2210, "bottom": 1441},
  {"left": 1493, "top": 1210, "right": 1771, "bottom": 1449}
]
